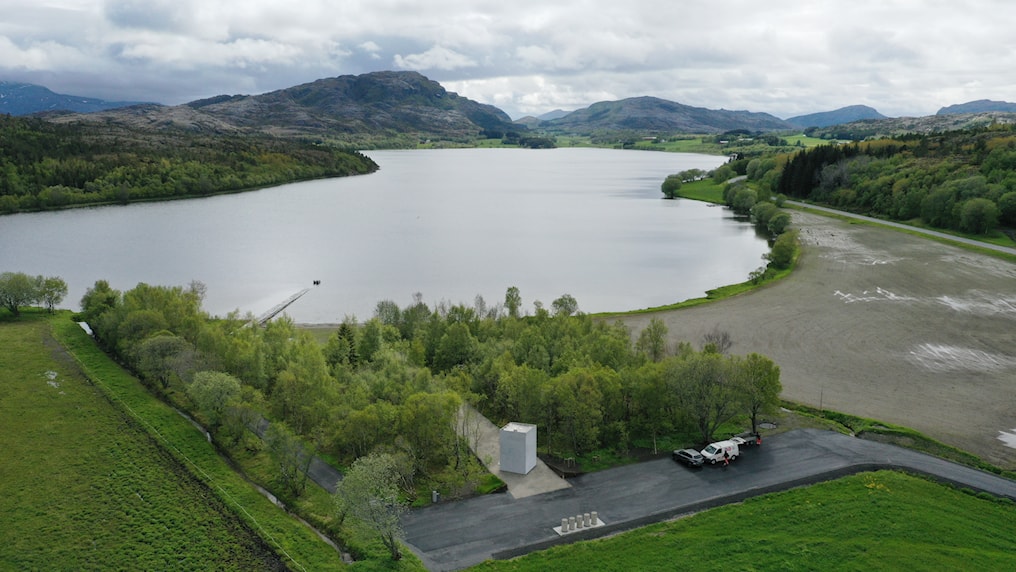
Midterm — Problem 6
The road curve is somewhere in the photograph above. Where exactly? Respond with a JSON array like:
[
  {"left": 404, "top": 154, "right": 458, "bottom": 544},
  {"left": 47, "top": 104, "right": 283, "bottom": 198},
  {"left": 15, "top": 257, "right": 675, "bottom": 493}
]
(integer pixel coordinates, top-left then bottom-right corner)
[
  {"left": 401, "top": 429, "right": 1016, "bottom": 571},
  {"left": 786, "top": 200, "right": 1016, "bottom": 257}
]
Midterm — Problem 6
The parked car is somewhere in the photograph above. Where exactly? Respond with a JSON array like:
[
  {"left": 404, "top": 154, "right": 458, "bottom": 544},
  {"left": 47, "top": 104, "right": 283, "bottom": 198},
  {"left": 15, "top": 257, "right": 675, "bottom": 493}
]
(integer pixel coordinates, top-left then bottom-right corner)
[
  {"left": 672, "top": 448, "right": 705, "bottom": 467},
  {"left": 700, "top": 437, "right": 746, "bottom": 464}
]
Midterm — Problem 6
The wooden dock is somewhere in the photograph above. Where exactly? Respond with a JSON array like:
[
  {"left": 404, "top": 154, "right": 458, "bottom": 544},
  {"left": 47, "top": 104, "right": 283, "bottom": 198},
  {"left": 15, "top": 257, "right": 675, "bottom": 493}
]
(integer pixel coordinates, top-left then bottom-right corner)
[{"left": 255, "top": 287, "right": 311, "bottom": 326}]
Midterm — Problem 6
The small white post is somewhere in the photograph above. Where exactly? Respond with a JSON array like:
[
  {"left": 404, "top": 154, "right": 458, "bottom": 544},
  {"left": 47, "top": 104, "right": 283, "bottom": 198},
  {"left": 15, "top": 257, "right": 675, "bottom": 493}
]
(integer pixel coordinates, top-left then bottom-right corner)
[
  {"left": 591, "top": 511, "right": 598, "bottom": 525},
  {"left": 583, "top": 513, "right": 591, "bottom": 526},
  {"left": 562, "top": 518, "right": 569, "bottom": 531},
  {"left": 568, "top": 516, "right": 576, "bottom": 531}
]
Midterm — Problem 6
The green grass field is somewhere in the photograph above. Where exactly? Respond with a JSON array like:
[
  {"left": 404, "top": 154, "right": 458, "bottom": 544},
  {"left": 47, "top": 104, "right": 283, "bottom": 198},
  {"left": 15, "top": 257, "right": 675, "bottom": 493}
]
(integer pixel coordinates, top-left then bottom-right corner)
[
  {"left": 0, "top": 313, "right": 286, "bottom": 570},
  {"left": 672, "top": 178, "right": 726, "bottom": 203},
  {"left": 783, "top": 133, "right": 829, "bottom": 147},
  {"left": 470, "top": 471, "right": 1016, "bottom": 571}
]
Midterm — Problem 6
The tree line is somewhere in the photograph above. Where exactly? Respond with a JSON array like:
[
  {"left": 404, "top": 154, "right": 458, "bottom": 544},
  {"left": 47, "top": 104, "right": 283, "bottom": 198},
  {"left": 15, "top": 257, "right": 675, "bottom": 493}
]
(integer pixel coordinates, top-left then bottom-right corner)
[
  {"left": 0, "top": 115, "right": 378, "bottom": 214},
  {"left": 63, "top": 279, "right": 786, "bottom": 559},
  {"left": 77, "top": 280, "right": 783, "bottom": 475},
  {"left": 773, "top": 126, "right": 1016, "bottom": 235},
  {"left": 0, "top": 271, "right": 67, "bottom": 316}
]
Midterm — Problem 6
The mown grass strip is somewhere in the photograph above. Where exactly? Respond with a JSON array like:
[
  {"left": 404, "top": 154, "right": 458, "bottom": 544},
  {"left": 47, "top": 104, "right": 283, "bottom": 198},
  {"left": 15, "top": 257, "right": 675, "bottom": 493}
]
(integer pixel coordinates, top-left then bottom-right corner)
[
  {"left": 49, "top": 314, "right": 345, "bottom": 571},
  {"left": 470, "top": 471, "right": 1016, "bottom": 571}
]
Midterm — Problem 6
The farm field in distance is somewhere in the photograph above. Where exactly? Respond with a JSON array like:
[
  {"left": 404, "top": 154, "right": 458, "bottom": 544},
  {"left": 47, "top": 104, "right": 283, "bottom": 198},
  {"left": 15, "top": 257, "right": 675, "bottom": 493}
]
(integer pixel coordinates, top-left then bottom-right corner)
[{"left": 0, "top": 314, "right": 285, "bottom": 571}]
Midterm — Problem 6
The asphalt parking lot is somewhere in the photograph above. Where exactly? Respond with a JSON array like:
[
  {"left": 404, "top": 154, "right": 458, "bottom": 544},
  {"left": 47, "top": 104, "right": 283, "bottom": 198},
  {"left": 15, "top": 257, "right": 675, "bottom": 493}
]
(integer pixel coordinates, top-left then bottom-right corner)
[{"left": 401, "top": 429, "right": 1016, "bottom": 571}]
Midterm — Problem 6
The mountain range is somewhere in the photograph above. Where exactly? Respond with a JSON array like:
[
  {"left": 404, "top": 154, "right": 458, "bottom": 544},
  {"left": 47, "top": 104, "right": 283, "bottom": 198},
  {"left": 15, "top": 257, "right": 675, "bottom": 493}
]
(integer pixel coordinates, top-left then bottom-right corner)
[
  {"left": 785, "top": 105, "right": 887, "bottom": 128},
  {"left": 936, "top": 99, "right": 1016, "bottom": 115},
  {"left": 9, "top": 73, "right": 1016, "bottom": 140},
  {"left": 537, "top": 96, "right": 793, "bottom": 133},
  {"left": 42, "top": 72, "right": 515, "bottom": 142},
  {"left": 0, "top": 81, "right": 146, "bottom": 115}
]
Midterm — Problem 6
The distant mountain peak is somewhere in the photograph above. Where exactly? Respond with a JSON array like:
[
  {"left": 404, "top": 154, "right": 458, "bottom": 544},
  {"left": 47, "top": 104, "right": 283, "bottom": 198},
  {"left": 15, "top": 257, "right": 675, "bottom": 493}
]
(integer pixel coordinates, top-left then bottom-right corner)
[
  {"left": 937, "top": 99, "right": 1016, "bottom": 115},
  {"left": 55, "top": 71, "right": 517, "bottom": 141},
  {"left": 785, "top": 105, "right": 887, "bottom": 128},
  {"left": 0, "top": 81, "right": 146, "bottom": 115},
  {"left": 542, "top": 96, "right": 793, "bottom": 133}
]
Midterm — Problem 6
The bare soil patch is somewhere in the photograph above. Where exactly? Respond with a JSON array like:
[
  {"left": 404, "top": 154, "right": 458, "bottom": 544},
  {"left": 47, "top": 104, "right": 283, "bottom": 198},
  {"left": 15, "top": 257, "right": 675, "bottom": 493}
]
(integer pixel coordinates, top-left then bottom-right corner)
[{"left": 618, "top": 212, "right": 1016, "bottom": 469}]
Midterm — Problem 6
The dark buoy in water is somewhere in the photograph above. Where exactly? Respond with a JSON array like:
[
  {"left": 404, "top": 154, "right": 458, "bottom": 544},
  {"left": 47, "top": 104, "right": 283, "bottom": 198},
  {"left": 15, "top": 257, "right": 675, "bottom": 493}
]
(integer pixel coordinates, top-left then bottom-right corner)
[{"left": 312, "top": 280, "right": 321, "bottom": 286}]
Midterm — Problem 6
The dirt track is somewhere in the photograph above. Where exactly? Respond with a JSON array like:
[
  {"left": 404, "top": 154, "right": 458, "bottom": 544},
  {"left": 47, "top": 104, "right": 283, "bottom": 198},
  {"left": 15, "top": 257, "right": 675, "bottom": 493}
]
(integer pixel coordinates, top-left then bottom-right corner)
[{"left": 617, "top": 211, "right": 1016, "bottom": 468}]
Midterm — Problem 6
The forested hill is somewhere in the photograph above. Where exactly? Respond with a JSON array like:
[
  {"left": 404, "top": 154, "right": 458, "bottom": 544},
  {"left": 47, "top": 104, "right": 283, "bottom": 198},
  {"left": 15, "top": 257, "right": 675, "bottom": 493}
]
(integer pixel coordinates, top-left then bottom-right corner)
[
  {"left": 541, "top": 96, "right": 794, "bottom": 134},
  {"left": 0, "top": 114, "right": 377, "bottom": 214},
  {"left": 804, "top": 112, "right": 1016, "bottom": 141},
  {"left": 774, "top": 125, "right": 1016, "bottom": 236},
  {"left": 51, "top": 71, "right": 517, "bottom": 145}
]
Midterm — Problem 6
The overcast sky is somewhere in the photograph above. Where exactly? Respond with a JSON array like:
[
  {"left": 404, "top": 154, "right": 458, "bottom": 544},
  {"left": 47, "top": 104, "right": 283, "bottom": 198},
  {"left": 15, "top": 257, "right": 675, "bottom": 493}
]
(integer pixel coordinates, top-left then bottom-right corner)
[{"left": 2, "top": 1, "right": 1013, "bottom": 119}]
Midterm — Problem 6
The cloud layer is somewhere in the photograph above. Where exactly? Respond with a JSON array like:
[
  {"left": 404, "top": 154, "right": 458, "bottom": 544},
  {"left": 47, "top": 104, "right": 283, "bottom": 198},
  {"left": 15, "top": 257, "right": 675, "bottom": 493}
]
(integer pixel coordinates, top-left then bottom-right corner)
[{"left": 2, "top": 1, "right": 1014, "bottom": 118}]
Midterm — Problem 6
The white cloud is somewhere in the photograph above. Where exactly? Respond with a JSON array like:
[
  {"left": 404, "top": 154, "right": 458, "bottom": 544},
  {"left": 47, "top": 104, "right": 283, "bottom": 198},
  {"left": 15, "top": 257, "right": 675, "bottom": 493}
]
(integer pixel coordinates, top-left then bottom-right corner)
[
  {"left": 0, "top": 0, "right": 1014, "bottom": 116},
  {"left": 394, "top": 45, "right": 476, "bottom": 71}
]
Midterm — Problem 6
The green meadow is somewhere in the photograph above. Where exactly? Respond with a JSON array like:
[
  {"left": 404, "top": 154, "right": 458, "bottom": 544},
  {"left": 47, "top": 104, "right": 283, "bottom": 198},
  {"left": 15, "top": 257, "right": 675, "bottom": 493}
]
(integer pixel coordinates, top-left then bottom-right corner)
[
  {"left": 0, "top": 313, "right": 284, "bottom": 569},
  {"left": 0, "top": 312, "right": 342, "bottom": 570},
  {"left": 470, "top": 471, "right": 1016, "bottom": 571}
]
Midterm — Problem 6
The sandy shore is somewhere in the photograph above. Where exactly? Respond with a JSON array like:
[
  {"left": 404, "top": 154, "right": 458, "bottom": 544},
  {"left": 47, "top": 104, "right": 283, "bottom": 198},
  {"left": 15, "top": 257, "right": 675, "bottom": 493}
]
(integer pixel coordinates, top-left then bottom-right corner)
[{"left": 616, "top": 211, "right": 1016, "bottom": 469}]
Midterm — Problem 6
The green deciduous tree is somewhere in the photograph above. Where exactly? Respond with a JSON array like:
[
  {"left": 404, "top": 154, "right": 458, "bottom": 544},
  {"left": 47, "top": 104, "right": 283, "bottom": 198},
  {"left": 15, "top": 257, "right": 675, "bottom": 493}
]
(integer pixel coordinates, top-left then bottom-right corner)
[
  {"left": 79, "top": 279, "right": 121, "bottom": 325},
  {"left": 959, "top": 198, "right": 999, "bottom": 234},
  {"left": 0, "top": 271, "right": 39, "bottom": 316},
  {"left": 767, "top": 230, "right": 799, "bottom": 270},
  {"left": 551, "top": 294, "right": 579, "bottom": 317},
  {"left": 661, "top": 174, "right": 682, "bottom": 199},
  {"left": 998, "top": 191, "right": 1016, "bottom": 227},
  {"left": 730, "top": 187, "right": 758, "bottom": 214},
  {"left": 333, "top": 452, "right": 407, "bottom": 561},
  {"left": 668, "top": 351, "right": 743, "bottom": 443},
  {"left": 399, "top": 390, "right": 461, "bottom": 472},
  {"left": 921, "top": 186, "right": 957, "bottom": 228},
  {"left": 635, "top": 317, "right": 668, "bottom": 362},
  {"left": 265, "top": 422, "right": 313, "bottom": 497},
  {"left": 750, "top": 201, "right": 779, "bottom": 229},
  {"left": 767, "top": 211, "right": 792, "bottom": 235},
  {"left": 136, "top": 334, "right": 196, "bottom": 388},
  {"left": 504, "top": 286, "right": 522, "bottom": 319},
  {"left": 712, "top": 165, "right": 735, "bottom": 183},
  {"left": 37, "top": 275, "right": 68, "bottom": 313},
  {"left": 188, "top": 371, "right": 242, "bottom": 429},
  {"left": 433, "top": 322, "right": 479, "bottom": 372},
  {"left": 272, "top": 332, "right": 336, "bottom": 434},
  {"left": 735, "top": 353, "right": 782, "bottom": 434}
]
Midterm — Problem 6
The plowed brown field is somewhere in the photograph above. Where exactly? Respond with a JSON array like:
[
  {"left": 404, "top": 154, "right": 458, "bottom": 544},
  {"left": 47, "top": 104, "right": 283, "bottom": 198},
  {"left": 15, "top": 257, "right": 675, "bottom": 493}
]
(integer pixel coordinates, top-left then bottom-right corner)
[{"left": 618, "top": 211, "right": 1016, "bottom": 468}]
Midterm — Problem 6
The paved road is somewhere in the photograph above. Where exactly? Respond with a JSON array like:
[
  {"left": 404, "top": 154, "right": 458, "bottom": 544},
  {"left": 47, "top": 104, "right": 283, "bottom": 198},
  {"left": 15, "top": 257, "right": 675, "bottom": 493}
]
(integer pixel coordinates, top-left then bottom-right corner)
[
  {"left": 786, "top": 200, "right": 1016, "bottom": 256},
  {"left": 401, "top": 429, "right": 1016, "bottom": 571}
]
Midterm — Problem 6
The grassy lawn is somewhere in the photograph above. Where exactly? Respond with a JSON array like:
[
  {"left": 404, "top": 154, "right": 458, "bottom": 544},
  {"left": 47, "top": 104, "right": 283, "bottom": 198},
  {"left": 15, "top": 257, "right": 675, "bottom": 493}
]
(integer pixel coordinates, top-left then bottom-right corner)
[
  {"left": 783, "top": 133, "right": 830, "bottom": 147},
  {"left": 470, "top": 471, "right": 1016, "bottom": 571},
  {"left": 36, "top": 311, "right": 354, "bottom": 570},
  {"left": 0, "top": 312, "right": 287, "bottom": 570},
  {"left": 672, "top": 178, "right": 726, "bottom": 204}
]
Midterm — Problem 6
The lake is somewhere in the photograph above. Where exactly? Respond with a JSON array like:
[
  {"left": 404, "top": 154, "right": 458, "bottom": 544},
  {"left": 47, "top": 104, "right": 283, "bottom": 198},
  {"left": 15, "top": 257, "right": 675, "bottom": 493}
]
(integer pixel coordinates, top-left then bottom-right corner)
[{"left": 0, "top": 148, "right": 769, "bottom": 323}]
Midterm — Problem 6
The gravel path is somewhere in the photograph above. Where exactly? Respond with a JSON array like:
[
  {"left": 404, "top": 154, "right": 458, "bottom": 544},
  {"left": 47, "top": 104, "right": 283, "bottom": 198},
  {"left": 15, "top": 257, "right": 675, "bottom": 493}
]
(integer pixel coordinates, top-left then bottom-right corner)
[{"left": 616, "top": 210, "right": 1016, "bottom": 468}]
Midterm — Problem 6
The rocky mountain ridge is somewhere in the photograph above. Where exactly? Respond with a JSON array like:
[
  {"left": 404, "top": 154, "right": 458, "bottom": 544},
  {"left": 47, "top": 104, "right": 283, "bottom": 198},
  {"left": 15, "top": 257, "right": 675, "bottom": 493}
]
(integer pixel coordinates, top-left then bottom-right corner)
[{"left": 0, "top": 81, "right": 146, "bottom": 115}]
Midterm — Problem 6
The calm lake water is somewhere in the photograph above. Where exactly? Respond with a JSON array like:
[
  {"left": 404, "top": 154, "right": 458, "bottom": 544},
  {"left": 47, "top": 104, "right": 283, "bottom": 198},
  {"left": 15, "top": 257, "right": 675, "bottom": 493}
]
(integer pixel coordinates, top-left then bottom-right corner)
[{"left": 0, "top": 148, "right": 769, "bottom": 323}]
